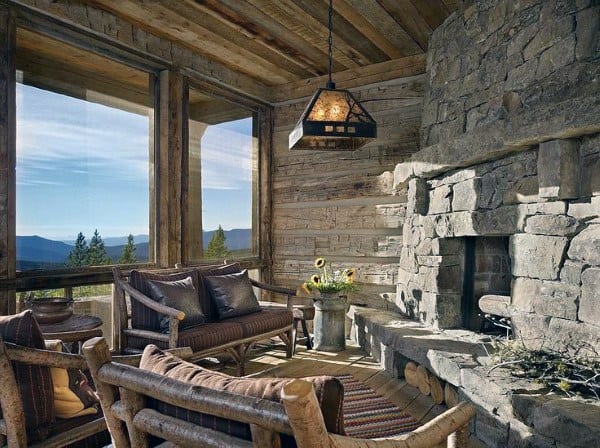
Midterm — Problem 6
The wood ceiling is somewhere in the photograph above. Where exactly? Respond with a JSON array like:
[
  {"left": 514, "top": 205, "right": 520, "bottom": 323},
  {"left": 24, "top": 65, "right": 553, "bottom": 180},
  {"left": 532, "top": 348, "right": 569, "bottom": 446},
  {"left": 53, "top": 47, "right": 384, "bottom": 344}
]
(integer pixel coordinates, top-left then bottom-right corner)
[{"left": 82, "top": 0, "right": 460, "bottom": 102}]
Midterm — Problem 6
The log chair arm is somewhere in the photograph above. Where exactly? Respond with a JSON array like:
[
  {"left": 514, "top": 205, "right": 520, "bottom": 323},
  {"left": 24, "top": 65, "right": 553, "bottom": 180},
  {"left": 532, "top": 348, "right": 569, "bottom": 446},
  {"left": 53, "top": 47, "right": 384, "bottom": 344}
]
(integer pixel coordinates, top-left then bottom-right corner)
[{"left": 250, "top": 279, "right": 297, "bottom": 310}]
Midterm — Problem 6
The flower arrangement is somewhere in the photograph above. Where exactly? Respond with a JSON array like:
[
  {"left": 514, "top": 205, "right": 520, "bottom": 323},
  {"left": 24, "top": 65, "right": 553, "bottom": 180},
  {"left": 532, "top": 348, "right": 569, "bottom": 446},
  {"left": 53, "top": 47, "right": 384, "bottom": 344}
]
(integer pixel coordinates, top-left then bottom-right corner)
[{"left": 301, "top": 257, "right": 358, "bottom": 295}]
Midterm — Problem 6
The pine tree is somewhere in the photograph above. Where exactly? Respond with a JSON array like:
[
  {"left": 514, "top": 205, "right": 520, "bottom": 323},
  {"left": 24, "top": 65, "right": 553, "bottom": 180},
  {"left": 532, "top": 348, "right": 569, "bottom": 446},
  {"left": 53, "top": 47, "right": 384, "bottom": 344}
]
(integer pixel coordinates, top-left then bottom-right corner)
[
  {"left": 66, "top": 232, "right": 88, "bottom": 267},
  {"left": 86, "top": 229, "right": 111, "bottom": 266},
  {"left": 118, "top": 234, "right": 137, "bottom": 264},
  {"left": 205, "top": 225, "right": 230, "bottom": 259}
]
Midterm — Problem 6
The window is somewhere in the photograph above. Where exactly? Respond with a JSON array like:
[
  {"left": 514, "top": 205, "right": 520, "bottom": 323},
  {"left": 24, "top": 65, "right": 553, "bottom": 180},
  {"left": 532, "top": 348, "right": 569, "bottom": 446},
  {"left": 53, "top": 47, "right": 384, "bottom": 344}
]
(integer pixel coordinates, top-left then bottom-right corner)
[
  {"left": 187, "top": 86, "right": 258, "bottom": 261},
  {"left": 15, "top": 28, "right": 154, "bottom": 271}
]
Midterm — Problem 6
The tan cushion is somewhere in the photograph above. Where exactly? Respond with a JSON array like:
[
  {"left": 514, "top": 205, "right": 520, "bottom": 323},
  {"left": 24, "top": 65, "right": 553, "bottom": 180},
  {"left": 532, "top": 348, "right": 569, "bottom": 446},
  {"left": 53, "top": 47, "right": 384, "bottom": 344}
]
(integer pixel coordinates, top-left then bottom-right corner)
[{"left": 140, "top": 345, "right": 345, "bottom": 439}]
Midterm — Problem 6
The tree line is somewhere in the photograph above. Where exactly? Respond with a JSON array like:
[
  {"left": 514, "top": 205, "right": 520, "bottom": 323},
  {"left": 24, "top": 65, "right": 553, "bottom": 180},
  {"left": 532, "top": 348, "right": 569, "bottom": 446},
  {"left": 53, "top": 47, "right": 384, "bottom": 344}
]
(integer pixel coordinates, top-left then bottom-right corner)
[
  {"left": 65, "top": 225, "right": 230, "bottom": 268},
  {"left": 66, "top": 230, "right": 136, "bottom": 267}
]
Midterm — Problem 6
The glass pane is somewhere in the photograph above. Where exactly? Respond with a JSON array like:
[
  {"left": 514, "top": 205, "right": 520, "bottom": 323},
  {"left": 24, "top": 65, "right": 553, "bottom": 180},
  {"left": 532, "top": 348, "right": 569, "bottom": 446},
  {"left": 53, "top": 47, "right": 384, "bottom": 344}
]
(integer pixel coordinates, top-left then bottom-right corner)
[
  {"left": 15, "top": 28, "right": 153, "bottom": 270},
  {"left": 188, "top": 87, "right": 258, "bottom": 261}
]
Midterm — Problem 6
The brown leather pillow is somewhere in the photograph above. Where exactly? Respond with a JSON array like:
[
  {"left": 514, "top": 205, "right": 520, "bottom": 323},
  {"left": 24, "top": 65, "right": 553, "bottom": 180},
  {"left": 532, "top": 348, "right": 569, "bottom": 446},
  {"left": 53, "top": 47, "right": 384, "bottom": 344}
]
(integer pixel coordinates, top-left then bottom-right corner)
[
  {"left": 0, "top": 311, "right": 55, "bottom": 442},
  {"left": 204, "top": 269, "right": 261, "bottom": 319},
  {"left": 129, "top": 269, "right": 200, "bottom": 331},
  {"left": 140, "top": 345, "right": 345, "bottom": 440},
  {"left": 147, "top": 276, "right": 206, "bottom": 332},
  {"left": 196, "top": 263, "right": 243, "bottom": 320}
]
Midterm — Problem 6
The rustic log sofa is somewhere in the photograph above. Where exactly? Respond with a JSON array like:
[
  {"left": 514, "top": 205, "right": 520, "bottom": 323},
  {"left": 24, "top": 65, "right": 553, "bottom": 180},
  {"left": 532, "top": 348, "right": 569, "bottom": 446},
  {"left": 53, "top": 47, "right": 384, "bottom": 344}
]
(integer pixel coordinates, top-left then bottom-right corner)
[
  {"left": 0, "top": 310, "right": 192, "bottom": 448},
  {"left": 112, "top": 262, "right": 296, "bottom": 375},
  {"left": 83, "top": 337, "right": 477, "bottom": 448}
]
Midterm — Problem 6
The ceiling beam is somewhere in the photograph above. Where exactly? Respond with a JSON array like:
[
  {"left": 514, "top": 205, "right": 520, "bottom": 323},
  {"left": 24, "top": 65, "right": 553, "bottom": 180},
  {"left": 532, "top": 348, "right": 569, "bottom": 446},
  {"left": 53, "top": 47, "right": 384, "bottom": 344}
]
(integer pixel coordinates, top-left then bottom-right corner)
[
  {"left": 288, "top": 0, "right": 390, "bottom": 65},
  {"left": 198, "top": 0, "right": 344, "bottom": 75},
  {"left": 409, "top": 0, "right": 452, "bottom": 30},
  {"left": 377, "top": 0, "right": 433, "bottom": 51},
  {"left": 83, "top": 0, "right": 298, "bottom": 85},
  {"left": 13, "top": 0, "right": 271, "bottom": 102},
  {"left": 270, "top": 53, "right": 426, "bottom": 103},
  {"left": 340, "top": 0, "right": 423, "bottom": 56}
]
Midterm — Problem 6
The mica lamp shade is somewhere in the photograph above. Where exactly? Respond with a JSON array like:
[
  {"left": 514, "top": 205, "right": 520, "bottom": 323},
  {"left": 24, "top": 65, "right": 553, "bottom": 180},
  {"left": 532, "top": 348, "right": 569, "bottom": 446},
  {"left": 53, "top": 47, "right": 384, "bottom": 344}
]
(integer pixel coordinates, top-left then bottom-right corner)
[{"left": 289, "top": 87, "right": 377, "bottom": 151}]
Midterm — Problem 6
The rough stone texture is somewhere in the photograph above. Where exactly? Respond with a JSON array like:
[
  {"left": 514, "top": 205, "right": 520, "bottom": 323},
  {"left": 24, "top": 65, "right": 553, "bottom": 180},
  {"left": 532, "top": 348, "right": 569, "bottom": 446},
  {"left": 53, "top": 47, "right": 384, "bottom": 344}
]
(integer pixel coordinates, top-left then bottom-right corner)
[
  {"left": 546, "top": 317, "right": 600, "bottom": 357},
  {"left": 532, "top": 399, "right": 600, "bottom": 448},
  {"left": 452, "top": 177, "right": 482, "bottom": 211},
  {"left": 428, "top": 184, "right": 452, "bottom": 214},
  {"left": 532, "top": 281, "right": 579, "bottom": 320},
  {"left": 503, "top": 176, "right": 539, "bottom": 204},
  {"left": 567, "top": 225, "right": 600, "bottom": 265},
  {"left": 538, "top": 140, "right": 580, "bottom": 199},
  {"left": 524, "top": 214, "right": 579, "bottom": 236},
  {"left": 568, "top": 196, "right": 600, "bottom": 220},
  {"left": 511, "top": 277, "right": 542, "bottom": 313},
  {"left": 559, "top": 260, "right": 585, "bottom": 286},
  {"left": 579, "top": 267, "right": 600, "bottom": 325},
  {"left": 511, "top": 312, "right": 552, "bottom": 351},
  {"left": 406, "top": 178, "right": 428, "bottom": 215},
  {"left": 510, "top": 234, "right": 568, "bottom": 280}
]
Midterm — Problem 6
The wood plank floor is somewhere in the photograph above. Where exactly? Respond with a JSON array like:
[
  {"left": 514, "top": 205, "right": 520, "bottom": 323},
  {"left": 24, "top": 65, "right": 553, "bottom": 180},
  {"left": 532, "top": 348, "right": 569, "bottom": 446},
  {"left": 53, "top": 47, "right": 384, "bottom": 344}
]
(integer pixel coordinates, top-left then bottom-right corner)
[{"left": 211, "top": 339, "right": 486, "bottom": 448}]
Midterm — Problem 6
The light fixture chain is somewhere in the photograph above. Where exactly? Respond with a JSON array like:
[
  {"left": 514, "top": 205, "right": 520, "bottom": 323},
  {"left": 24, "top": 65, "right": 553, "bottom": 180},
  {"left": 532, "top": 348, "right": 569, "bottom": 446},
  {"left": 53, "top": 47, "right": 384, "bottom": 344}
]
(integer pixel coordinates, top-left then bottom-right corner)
[{"left": 328, "top": 0, "right": 333, "bottom": 87}]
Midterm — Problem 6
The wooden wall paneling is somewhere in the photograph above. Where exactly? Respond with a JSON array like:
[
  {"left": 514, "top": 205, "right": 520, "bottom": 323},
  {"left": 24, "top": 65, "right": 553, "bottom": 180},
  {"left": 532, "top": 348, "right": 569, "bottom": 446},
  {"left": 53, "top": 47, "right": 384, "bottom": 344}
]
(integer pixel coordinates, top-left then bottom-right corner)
[
  {"left": 157, "top": 70, "right": 184, "bottom": 268},
  {"left": 376, "top": 0, "right": 433, "bottom": 51},
  {"left": 0, "top": 4, "right": 16, "bottom": 314}
]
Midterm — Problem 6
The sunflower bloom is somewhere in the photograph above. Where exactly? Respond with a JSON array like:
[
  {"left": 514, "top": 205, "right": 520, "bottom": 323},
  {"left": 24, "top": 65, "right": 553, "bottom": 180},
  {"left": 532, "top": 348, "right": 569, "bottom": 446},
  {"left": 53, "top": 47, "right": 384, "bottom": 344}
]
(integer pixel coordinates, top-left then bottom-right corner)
[
  {"left": 311, "top": 274, "right": 321, "bottom": 284},
  {"left": 344, "top": 268, "right": 356, "bottom": 283},
  {"left": 314, "top": 258, "right": 326, "bottom": 268}
]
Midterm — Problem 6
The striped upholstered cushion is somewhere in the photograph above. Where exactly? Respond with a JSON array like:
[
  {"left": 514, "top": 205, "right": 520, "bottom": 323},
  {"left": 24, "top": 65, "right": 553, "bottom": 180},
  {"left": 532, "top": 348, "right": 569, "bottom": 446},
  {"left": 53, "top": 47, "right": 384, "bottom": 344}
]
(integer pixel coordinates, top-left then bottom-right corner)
[
  {"left": 225, "top": 309, "right": 293, "bottom": 338},
  {"left": 139, "top": 345, "right": 345, "bottom": 443},
  {"left": 0, "top": 310, "right": 55, "bottom": 442}
]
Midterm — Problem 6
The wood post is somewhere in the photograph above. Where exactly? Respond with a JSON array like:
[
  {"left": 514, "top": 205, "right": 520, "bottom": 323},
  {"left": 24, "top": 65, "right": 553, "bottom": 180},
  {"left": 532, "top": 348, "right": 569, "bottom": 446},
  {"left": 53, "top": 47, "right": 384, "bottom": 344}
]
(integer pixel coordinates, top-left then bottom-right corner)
[
  {"left": 120, "top": 388, "right": 148, "bottom": 448},
  {"left": 258, "top": 107, "right": 273, "bottom": 289},
  {"left": 281, "top": 379, "right": 331, "bottom": 448},
  {"left": 0, "top": 4, "right": 16, "bottom": 315},
  {"left": 81, "top": 337, "right": 131, "bottom": 448},
  {"left": 157, "top": 69, "right": 185, "bottom": 268},
  {"left": 0, "top": 337, "right": 27, "bottom": 447}
]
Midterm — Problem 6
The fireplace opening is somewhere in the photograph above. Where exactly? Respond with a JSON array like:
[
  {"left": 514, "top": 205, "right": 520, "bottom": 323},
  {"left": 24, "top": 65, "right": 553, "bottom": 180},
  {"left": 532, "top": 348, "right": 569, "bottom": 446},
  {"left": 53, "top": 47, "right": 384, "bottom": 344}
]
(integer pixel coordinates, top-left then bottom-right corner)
[{"left": 461, "top": 236, "right": 511, "bottom": 331}]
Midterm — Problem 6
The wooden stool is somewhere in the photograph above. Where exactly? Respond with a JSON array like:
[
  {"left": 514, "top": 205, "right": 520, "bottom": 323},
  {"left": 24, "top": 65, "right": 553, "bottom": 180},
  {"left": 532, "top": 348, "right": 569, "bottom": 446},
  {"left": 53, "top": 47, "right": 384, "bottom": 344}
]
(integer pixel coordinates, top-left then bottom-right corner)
[
  {"left": 292, "top": 305, "right": 315, "bottom": 352},
  {"left": 259, "top": 302, "right": 315, "bottom": 353}
]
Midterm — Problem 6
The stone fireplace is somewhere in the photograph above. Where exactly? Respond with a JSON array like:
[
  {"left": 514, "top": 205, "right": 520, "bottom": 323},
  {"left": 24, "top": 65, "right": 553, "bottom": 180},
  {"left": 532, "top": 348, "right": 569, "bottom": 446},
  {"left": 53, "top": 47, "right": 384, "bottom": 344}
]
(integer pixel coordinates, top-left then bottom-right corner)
[{"left": 391, "top": 0, "right": 599, "bottom": 357}]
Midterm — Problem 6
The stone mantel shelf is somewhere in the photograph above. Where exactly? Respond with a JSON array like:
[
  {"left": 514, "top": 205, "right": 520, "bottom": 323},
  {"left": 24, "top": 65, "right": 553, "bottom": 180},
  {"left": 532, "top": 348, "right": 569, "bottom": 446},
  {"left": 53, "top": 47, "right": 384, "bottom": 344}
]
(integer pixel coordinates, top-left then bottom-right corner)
[{"left": 393, "top": 93, "right": 600, "bottom": 187}]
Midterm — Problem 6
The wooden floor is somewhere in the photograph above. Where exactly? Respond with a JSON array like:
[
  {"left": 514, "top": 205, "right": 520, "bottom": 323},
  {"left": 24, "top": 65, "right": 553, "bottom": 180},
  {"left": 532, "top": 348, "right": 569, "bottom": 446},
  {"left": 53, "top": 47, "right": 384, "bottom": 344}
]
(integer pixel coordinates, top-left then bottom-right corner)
[
  {"left": 217, "top": 339, "right": 447, "bottom": 427},
  {"left": 210, "top": 338, "right": 486, "bottom": 448}
]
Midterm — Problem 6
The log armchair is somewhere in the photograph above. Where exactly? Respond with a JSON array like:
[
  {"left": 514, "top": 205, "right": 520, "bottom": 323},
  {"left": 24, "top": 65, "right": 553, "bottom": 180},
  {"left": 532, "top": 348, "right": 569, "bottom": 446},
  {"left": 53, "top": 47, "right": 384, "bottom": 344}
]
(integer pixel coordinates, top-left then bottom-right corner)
[
  {"left": 83, "top": 337, "right": 477, "bottom": 448},
  {"left": 112, "top": 263, "right": 297, "bottom": 375}
]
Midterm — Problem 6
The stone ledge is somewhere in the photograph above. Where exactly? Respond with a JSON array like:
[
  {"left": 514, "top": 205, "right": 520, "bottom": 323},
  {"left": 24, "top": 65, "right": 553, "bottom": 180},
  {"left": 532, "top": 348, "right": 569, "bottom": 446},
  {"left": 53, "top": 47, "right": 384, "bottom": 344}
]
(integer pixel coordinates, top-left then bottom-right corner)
[{"left": 349, "top": 306, "right": 597, "bottom": 448}]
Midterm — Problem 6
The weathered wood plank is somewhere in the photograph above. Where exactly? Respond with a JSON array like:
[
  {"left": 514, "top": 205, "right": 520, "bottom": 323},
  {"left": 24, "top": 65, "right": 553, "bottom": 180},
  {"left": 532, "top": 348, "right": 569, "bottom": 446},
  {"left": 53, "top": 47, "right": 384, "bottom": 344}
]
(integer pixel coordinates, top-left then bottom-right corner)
[
  {"left": 259, "top": 107, "right": 273, "bottom": 286},
  {"left": 271, "top": 55, "right": 426, "bottom": 103},
  {"left": 377, "top": 0, "right": 434, "bottom": 51},
  {"left": 0, "top": 4, "right": 16, "bottom": 313},
  {"left": 273, "top": 203, "right": 406, "bottom": 231},
  {"left": 14, "top": 0, "right": 270, "bottom": 101},
  {"left": 157, "top": 70, "right": 184, "bottom": 267},
  {"left": 273, "top": 233, "right": 402, "bottom": 258},
  {"left": 83, "top": 0, "right": 298, "bottom": 85}
]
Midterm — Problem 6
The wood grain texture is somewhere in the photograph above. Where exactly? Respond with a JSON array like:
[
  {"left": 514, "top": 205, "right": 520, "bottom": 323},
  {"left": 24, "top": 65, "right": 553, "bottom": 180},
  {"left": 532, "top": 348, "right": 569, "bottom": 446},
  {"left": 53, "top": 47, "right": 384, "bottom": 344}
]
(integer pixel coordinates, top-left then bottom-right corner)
[{"left": 0, "top": 4, "right": 15, "bottom": 314}]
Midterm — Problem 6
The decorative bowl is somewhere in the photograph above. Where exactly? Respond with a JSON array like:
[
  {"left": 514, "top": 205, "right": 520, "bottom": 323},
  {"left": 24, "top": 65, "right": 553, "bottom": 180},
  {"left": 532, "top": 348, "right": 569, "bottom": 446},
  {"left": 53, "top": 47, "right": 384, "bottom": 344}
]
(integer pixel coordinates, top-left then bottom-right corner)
[{"left": 28, "top": 297, "right": 74, "bottom": 324}]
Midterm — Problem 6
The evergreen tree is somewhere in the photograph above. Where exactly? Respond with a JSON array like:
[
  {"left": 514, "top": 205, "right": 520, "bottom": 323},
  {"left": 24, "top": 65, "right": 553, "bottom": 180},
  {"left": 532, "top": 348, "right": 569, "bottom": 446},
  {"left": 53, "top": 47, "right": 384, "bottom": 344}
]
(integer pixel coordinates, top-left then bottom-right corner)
[
  {"left": 118, "top": 234, "right": 137, "bottom": 264},
  {"left": 205, "top": 225, "right": 230, "bottom": 259},
  {"left": 86, "top": 229, "right": 111, "bottom": 266},
  {"left": 66, "top": 232, "right": 88, "bottom": 267}
]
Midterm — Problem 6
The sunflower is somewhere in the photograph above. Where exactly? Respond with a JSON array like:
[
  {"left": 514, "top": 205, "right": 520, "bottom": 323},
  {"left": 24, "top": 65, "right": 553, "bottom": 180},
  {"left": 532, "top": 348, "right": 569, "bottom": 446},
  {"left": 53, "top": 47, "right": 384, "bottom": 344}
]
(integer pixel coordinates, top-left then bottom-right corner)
[
  {"left": 311, "top": 274, "right": 321, "bottom": 284},
  {"left": 300, "top": 282, "right": 312, "bottom": 294},
  {"left": 343, "top": 268, "right": 356, "bottom": 283},
  {"left": 314, "top": 258, "right": 326, "bottom": 269}
]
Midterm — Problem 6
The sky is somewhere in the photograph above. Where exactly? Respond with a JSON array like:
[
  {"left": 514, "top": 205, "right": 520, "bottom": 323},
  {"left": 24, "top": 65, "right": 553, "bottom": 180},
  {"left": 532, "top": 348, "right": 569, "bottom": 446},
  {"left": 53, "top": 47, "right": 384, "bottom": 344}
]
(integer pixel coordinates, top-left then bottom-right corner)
[{"left": 16, "top": 83, "right": 253, "bottom": 241}]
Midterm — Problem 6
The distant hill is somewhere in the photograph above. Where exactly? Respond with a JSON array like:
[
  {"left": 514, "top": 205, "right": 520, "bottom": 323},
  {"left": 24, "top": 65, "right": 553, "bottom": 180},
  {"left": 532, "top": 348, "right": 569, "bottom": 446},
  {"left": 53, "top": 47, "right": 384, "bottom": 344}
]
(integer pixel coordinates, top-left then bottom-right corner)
[{"left": 17, "top": 228, "right": 251, "bottom": 269}]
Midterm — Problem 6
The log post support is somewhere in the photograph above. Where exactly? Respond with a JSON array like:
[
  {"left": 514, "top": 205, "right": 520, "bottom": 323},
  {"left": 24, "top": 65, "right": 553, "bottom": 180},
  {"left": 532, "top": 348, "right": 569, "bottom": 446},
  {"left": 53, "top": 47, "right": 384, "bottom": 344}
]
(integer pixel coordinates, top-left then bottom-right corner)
[
  {"left": 0, "top": 337, "right": 27, "bottom": 447},
  {"left": 0, "top": 4, "right": 16, "bottom": 315},
  {"left": 82, "top": 337, "right": 131, "bottom": 448}
]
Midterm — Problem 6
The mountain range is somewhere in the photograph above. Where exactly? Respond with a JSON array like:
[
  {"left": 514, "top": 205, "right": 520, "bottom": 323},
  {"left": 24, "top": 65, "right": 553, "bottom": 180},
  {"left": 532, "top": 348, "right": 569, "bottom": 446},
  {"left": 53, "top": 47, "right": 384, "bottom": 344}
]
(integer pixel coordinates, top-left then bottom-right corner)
[{"left": 16, "top": 228, "right": 251, "bottom": 270}]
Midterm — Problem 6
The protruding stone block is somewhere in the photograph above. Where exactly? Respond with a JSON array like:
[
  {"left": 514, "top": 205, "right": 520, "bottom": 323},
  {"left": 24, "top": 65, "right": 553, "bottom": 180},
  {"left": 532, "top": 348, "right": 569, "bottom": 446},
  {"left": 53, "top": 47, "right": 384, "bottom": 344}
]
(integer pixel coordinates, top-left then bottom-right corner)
[
  {"left": 452, "top": 177, "right": 482, "bottom": 211},
  {"left": 393, "top": 162, "right": 414, "bottom": 188},
  {"left": 538, "top": 139, "right": 580, "bottom": 199},
  {"left": 567, "top": 225, "right": 600, "bottom": 265},
  {"left": 580, "top": 267, "right": 600, "bottom": 325},
  {"left": 524, "top": 214, "right": 579, "bottom": 236},
  {"left": 406, "top": 178, "right": 428, "bottom": 216},
  {"left": 510, "top": 234, "right": 568, "bottom": 280},
  {"left": 428, "top": 185, "right": 452, "bottom": 214}
]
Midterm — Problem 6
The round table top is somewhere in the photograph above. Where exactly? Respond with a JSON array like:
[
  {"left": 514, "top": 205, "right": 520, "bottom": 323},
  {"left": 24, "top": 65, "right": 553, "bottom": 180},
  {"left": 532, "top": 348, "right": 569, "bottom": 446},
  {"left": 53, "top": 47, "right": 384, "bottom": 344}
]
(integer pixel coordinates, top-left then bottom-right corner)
[{"left": 39, "top": 314, "right": 102, "bottom": 334}]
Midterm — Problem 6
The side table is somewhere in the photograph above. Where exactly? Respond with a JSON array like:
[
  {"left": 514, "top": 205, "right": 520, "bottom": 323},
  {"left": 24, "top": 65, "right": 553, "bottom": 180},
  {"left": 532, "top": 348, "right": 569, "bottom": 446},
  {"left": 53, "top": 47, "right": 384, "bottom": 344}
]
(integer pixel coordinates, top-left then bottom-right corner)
[{"left": 39, "top": 314, "right": 103, "bottom": 352}]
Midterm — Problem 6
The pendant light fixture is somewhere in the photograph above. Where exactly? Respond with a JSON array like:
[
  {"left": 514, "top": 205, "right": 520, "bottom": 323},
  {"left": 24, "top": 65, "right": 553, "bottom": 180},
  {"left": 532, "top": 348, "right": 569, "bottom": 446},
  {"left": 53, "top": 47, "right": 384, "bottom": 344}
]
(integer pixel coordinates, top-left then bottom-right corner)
[{"left": 289, "top": 0, "right": 377, "bottom": 151}]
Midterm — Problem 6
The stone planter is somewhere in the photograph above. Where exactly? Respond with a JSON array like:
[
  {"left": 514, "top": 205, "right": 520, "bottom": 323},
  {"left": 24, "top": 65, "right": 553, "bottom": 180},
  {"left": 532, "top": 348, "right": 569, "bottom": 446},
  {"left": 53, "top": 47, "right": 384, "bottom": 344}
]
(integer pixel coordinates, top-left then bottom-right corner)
[{"left": 313, "top": 293, "right": 347, "bottom": 352}]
